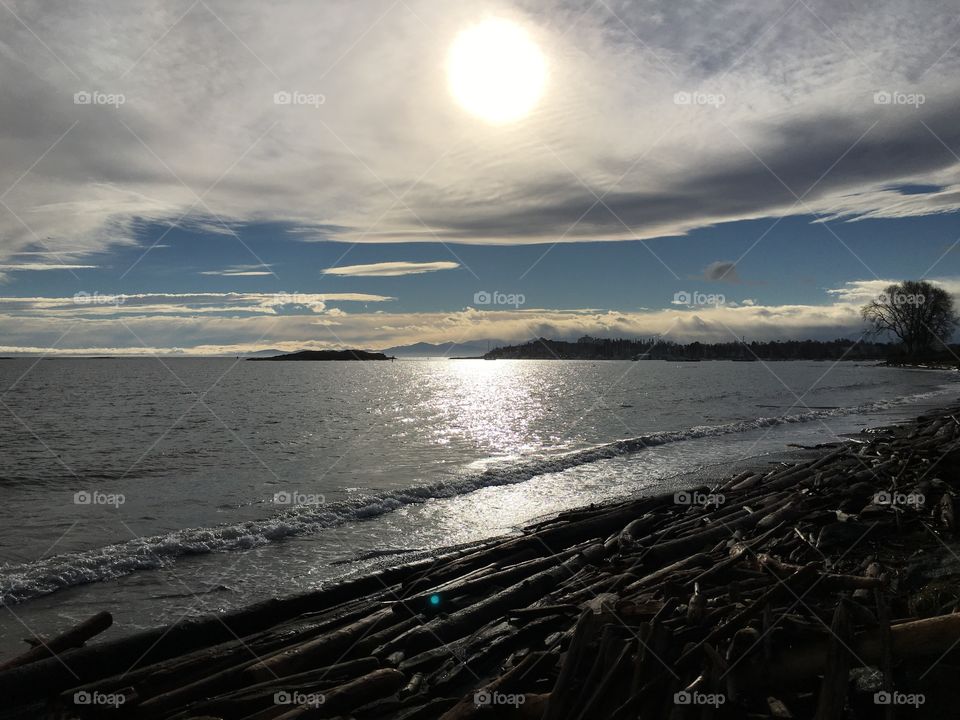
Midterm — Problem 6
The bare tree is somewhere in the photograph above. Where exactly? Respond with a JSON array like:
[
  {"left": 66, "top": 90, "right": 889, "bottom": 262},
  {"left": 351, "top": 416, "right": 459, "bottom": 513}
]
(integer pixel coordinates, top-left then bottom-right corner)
[{"left": 861, "top": 280, "right": 958, "bottom": 358}]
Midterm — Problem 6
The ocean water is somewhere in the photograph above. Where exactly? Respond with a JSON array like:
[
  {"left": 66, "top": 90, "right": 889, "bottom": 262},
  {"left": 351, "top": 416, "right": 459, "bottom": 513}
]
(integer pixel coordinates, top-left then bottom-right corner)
[{"left": 0, "top": 357, "right": 956, "bottom": 657}]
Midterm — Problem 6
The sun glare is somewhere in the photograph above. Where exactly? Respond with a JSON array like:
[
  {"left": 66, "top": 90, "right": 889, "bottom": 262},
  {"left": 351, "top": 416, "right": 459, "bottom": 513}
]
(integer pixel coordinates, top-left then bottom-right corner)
[{"left": 447, "top": 18, "right": 547, "bottom": 125}]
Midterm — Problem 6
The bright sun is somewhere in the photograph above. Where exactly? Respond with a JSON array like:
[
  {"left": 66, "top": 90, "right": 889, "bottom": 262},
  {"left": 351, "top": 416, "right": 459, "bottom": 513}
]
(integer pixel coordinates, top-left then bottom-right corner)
[{"left": 447, "top": 18, "right": 546, "bottom": 125}]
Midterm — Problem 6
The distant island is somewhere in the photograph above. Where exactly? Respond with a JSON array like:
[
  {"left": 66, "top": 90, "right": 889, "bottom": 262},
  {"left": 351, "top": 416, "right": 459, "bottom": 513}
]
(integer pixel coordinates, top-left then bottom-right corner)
[
  {"left": 379, "top": 340, "right": 505, "bottom": 358},
  {"left": 481, "top": 336, "right": 942, "bottom": 362},
  {"left": 248, "top": 349, "right": 394, "bottom": 361}
]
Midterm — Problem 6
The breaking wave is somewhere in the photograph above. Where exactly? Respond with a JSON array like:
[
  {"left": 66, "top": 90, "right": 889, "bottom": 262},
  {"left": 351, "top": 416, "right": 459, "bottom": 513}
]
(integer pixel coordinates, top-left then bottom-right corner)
[{"left": 0, "top": 387, "right": 951, "bottom": 605}]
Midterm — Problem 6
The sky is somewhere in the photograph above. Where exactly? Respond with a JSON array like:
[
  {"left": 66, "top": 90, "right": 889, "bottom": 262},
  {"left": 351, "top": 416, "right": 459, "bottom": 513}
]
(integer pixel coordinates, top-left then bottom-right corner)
[{"left": 1, "top": 0, "right": 960, "bottom": 354}]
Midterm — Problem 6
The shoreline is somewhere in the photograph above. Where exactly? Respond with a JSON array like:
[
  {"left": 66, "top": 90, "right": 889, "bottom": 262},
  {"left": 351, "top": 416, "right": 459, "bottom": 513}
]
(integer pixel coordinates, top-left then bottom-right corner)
[{"left": 3, "top": 405, "right": 960, "bottom": 718}]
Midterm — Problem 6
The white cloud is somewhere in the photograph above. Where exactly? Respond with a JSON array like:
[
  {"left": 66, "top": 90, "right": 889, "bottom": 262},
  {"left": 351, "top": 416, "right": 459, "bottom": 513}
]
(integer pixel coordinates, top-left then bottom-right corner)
[
  {"left": 322, "top": 261, "right": 460, "bottom": 277},
  {"left": 824, "top": 278, "right": 960, "bottom": 304},
  {"left": 2, "top": 278, "right": 955, "bottom": 354}
]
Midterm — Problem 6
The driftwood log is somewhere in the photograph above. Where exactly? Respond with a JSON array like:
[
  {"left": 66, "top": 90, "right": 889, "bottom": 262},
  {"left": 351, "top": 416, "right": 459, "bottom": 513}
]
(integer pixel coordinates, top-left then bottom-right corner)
[{"left": 0, "top": 611, "right": 113, "bottom": 672}]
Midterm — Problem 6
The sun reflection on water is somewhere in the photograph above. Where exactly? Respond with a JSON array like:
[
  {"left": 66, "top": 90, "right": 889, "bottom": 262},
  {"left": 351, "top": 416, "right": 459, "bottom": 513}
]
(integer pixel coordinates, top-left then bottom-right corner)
[{"left": 423, "top": 359, "right": 548, "bottom": 456}]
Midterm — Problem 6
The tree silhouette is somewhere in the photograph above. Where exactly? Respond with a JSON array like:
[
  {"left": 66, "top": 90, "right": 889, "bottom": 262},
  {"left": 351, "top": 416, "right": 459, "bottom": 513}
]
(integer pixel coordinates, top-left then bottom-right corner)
[{"left": 861, "top": 280, "right": 958, "bottom": 359}]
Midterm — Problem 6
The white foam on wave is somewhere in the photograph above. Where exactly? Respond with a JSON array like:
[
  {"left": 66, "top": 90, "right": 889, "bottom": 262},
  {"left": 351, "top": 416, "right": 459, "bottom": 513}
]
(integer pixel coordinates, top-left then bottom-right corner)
[{"left": 0, "top": 386, "right": 953, "bottom": 605}]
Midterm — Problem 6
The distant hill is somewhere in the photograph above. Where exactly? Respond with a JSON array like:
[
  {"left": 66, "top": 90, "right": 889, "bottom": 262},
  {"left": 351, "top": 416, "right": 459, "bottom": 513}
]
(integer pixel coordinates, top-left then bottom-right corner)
[
  {"left": 248, "top": 349, "right": 393, "bottom": 361},
  {"left": 380, "top": 340, "right": 506, "bottom": 358}
]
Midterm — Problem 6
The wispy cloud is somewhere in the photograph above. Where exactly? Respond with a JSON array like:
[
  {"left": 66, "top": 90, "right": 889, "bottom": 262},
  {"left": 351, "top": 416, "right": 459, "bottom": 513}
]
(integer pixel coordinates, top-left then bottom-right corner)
[
  {"left": 200, "top": 264, "right": 274, "bottom": 277},
  {"left": 322, "top": 261, "right": 460, "bottom": 277},
  {"left": 12, "top": 251, "right": 91, "bottom": 257},
  {"left": 0, "top": 292, "right": 395, "bottom": 319},
  {"left": 201, "top": 271, "right": 273, "bottom": 276},
  {"left": 0, "top": 263, "right": 98, "bottom": 271}
]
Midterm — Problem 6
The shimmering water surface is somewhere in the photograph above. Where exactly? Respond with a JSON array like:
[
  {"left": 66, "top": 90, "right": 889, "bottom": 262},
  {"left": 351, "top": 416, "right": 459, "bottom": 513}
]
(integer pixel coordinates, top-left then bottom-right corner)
[{"left": 0, "top": 358, "right": 955, "bottom": 656}]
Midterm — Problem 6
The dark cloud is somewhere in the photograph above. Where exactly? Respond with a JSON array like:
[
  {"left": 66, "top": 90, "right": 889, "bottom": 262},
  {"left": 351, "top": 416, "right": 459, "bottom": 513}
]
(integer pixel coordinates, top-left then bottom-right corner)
[
  {"left": 397, "top": 104, "right": 960, "bottom": 244},
  {"left": 702, "top": 261, "right": 740, "bottom": 283}
]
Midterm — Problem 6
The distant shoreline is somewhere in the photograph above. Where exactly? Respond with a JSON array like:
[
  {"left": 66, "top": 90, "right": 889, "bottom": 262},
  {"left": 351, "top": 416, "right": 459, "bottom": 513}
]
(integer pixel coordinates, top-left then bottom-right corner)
[{"left": 481, "top": 336, "right": 960, "bottom": 363}]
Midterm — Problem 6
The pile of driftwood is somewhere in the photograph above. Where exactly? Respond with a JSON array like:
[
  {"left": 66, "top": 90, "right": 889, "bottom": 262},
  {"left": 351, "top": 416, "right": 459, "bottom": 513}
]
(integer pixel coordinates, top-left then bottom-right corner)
[{"left": 4, "top": 406, "right": 960, "bottom": 719}]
